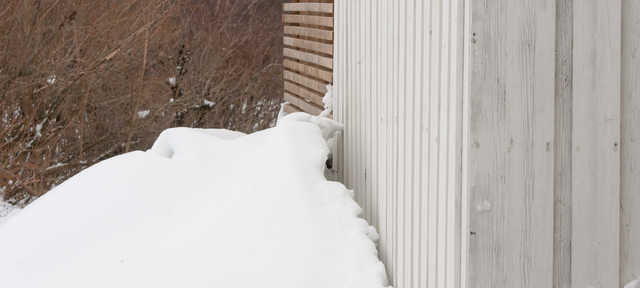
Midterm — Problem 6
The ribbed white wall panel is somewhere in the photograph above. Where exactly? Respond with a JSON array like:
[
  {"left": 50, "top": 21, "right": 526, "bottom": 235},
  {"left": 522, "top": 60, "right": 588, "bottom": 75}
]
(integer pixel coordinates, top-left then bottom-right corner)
[
  {"left": 330, "top": 1, "right": 640, "bottom": 287},
  {"left": 333, "top": 1, "right": 464, "bottom": 287}
]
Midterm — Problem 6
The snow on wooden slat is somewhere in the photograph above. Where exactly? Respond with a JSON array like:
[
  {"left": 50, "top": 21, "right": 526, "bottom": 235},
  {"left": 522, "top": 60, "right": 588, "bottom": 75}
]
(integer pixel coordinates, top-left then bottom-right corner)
[
  {"left": 283, "top": 48, "right": 333, "bottom": 69},
  {"left": 283, "top": 37, "right": 333, "bottom": 55},
  {"left": 283, "top": 3, "right": 333, "bottom": 13},
  {"left": 571, "top": 0, "right": 622, "bottom": 287},
  {"left": 283, "top": 14, "right": 333, "bottom": 27},
  {"left": 466, "top": 1, "right": 555, "bottom": 288},
  {"left": 620, "top": 0, "right": 640, "bottom": 285},
  {"left": 284, "top": 26, "right": 333, "bottom": 41}
]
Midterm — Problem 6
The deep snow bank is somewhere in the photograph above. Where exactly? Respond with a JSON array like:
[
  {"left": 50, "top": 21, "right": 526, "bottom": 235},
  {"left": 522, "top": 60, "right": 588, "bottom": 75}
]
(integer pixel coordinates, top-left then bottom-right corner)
[{"left": 0, "top": 113, "right": 389, "bottom": 288}]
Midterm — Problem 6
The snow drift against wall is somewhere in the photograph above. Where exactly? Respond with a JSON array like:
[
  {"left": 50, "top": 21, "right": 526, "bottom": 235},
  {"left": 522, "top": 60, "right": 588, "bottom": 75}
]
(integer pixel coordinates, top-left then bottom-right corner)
[{"left": 0, "top": 113, "right": 389, "bottom": 288}]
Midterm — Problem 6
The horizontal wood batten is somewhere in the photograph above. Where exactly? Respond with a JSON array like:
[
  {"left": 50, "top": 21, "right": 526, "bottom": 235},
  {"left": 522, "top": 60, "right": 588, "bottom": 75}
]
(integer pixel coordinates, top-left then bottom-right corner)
[
  {"left": 284, "top": 70, "right": 328, "bottom": 94},
  {"left": 283, "top": 3, "right": 333, "bottom": 13},
  {"left": 283, "top": 14, "right": 333, "bottom": 27},
  {"left": 284, "top": 48, "right": 333, "bottom": 69},
  {"left": 284, "top": 37, "right": 333, "bottom": 55},
  {"left": 284, "top": 92, "right": 324, "bottom": 116},
  {"left": 284, "top": 60, "right": 333, "bottom": 83},
  {"left": 284, "top": 26, "right": 333, "bottom": 41},
  {"left": 284, "top": 80, "right": 324, "bottom": 107},
  {"left": 283, "top": 103, "right": 303, "bottom": 114}
]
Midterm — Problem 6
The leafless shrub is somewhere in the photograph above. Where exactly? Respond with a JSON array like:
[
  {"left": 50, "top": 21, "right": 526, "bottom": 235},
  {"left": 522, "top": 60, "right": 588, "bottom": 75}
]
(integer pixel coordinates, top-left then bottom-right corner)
[{"left": 0, "top": 0, "right": 283, "bottom": 204}]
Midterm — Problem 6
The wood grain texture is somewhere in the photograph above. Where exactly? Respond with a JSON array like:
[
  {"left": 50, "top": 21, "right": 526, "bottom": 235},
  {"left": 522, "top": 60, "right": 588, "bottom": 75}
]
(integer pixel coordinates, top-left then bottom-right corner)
[
  {"left": 283, "top": 3, "right": 333, "bottom": 13},
  {"left": 283, "top": 70, "right": 328, "bottom": 94},
  {"left": 571, "top": 0, "right": 621, "bottom": 287},
  {"left": 283, "top": 14, "right": 333, "bottom": 27},
  {"left": 467, "top": 1, "right": 555, "bottom": 288},
  {"left": 283, "top": 92, "right": 324, "bottom": 116},
  {"left": 553, "top": 1, "right": 573, "bottom": 288},
  {"left": 283, "top": 59, "right": 333, "bottom": 82},
  {"left": 284, "top": 80, "right": 324, "bottom": 107},
  {"left": 621, "top": 0, "right": 640, "bottom": 284},
  {"left": 282, "top": 103, "right": 303, "bottom": 114},
  {"left": 284, "top": 26, "right": 333, "bottom": 41},
  {"left": 284, "top": 48, "right": 333, "bottom": 69},
  {"left": 283, "top": 37, "right": 333, "bottom": 55}
]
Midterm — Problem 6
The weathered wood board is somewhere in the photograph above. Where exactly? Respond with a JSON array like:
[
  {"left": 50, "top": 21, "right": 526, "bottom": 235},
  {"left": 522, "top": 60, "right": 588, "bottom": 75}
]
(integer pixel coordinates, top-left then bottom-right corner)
[
  {"left": 621, "top": 0, "right": 640, "bottom": 284},
  {"left": 571, "top": 1, "right": 622, "bottom": 287},
  {"left": 466, "top": 1, "right": 556, "bottom": 288},
  {"left": 282, "top": 0, "right": 333, "bottom": 117},
  {"left": 553, "top": 1, "right": 573, "bottom": 287}
]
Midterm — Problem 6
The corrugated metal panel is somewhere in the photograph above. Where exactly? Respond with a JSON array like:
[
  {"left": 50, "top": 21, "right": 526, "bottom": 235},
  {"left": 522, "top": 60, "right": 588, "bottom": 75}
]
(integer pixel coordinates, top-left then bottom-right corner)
[{"left": 334, "top": 1, "right": 464, "bottom": 287}]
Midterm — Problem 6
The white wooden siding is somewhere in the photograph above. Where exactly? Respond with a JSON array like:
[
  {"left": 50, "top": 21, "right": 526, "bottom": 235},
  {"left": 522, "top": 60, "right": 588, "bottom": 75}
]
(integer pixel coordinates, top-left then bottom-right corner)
[
  {"left": 572, "top": 1, "right": 622, "bottom": 287},
  {"left": 334, "top": 0, "right": 464, "bottom": 287},
  {"left": 331, "top": 0, "right": 640, "bottom": 287},
  {"left": 466, "top": 0, "right": 556, "bottom": 287},
  {"left": 621, "top": 0, "right": 640, "bottom": 284}
]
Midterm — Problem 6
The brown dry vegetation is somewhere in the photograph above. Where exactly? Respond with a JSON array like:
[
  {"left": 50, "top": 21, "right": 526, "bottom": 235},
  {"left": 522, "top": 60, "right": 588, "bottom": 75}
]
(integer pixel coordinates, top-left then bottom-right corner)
[{"left": 0, "top": 0, "right": 284, "bottom": 204}]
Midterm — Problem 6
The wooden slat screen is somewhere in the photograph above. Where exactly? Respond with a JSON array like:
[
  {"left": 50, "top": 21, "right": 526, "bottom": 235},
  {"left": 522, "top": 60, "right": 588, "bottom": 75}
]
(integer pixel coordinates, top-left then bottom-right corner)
[{"left": 282, "top": 0, "right": 333, "bottom": 117}]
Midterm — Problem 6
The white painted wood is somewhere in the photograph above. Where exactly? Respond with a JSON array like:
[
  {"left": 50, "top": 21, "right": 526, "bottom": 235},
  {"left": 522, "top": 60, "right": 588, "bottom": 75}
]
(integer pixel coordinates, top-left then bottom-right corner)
[
  {"left": 571, "top": 1, "right": 621, "bottom": 287},
  {"left": 466, "top": 1, "right": 556, "bottom": 288},
  {"left": 621, "top": 0, "right": 640, "bottom": 284}
]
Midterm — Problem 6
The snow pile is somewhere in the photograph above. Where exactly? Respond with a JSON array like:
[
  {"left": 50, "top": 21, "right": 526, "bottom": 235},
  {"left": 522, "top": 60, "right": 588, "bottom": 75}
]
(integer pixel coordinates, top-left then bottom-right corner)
[
  {"left": 318, "top": 84, "right": 333, "bottom": 118},
  {"left": 0, "top": 200, "right": 22, "bottom": 227},
  {"left": 136, "top": 110, "right": 150, "bottom": 119},
  {"left": 203, "top": 99, "right": 215, "bottom": 107},
  {"left": 0, "top": 113, "right": 389, "bottom": 288},
  {"left": 627, "top": 277, "right": 640, "bottom": 288}
]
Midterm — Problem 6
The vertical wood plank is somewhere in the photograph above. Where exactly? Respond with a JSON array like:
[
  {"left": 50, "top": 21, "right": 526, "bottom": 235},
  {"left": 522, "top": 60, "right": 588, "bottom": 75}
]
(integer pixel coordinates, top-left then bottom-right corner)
[
  {"left": 621, "top": 0, "right": 640, "bottom": 284},
  {"left": 553, "top": 1, "right": 573, "bottom": 287},
  {"left": 467, "top": 0, "right": 556, "bottom": 287},
  {"left": 503, "top": 2, "right": 556, "bottom": 287},
  {"left": 571, "top": 0, "right": 621, "bottom": 287}
]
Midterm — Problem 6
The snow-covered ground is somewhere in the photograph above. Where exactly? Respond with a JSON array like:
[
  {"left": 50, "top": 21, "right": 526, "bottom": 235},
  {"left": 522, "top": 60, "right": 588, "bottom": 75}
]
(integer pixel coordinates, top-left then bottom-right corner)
[
  {"left": 0, "top": 113, "right": 389, "bottom": 288},
  {"left": 0, "top": 200, "right": 22, "bottom": 227}
]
